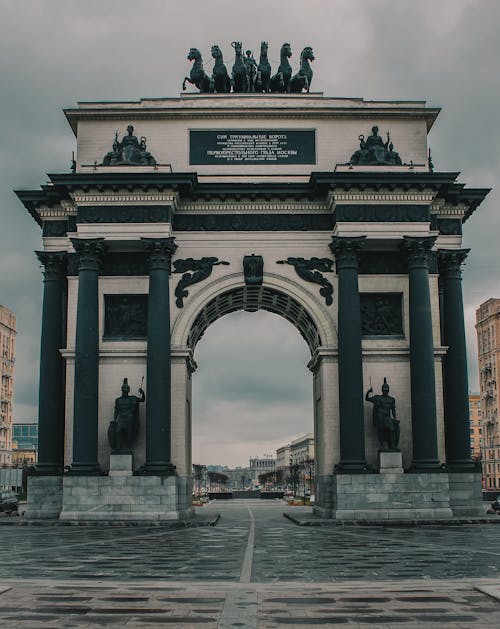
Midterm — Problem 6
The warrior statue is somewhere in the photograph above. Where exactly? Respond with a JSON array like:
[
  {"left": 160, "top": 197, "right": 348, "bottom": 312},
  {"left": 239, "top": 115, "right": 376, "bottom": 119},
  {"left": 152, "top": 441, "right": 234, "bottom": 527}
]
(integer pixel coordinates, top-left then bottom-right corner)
[
  {"left": 107, "top": 378, "right": 145, "bottom": 453},
  {"left": 365, "top": 378, "right": 400, "bottom": 450}
]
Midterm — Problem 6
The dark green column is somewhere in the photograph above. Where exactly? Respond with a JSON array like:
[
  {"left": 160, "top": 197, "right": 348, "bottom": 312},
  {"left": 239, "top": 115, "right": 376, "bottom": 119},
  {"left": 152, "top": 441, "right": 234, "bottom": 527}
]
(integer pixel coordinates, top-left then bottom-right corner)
[
  {"left": 34, "top": 251, "right": 67, "bottom": 474},
  {"left": 438, "top": 249, "right": 475, "bottom": 471},
  {"left": 329, "top": 236, "right": 368, "bottom": 472},
  {"left": 402, "top": 236, "right": 440, "bottom": 470},
  {"left": 142, "top": 237, "right": 178, "bottom": 475},
  {"left": 69, "top": 238, "right": 106, "bottom": 474}
]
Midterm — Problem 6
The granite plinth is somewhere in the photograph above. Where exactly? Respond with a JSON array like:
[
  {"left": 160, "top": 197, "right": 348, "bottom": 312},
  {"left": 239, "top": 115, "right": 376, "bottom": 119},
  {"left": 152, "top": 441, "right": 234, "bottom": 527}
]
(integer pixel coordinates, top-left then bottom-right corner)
[
  {"left": 331, "top": 472, "right": 454, "bottom": 520},
  {"left": 109, "top": 453, "right": 133, "bottom": 477},
  {"left": 25, "top": 475, "right": 63, "bottom": 519},
  {"left": 59, "top": 474, "right": 193, "bottom": 522},
  {"left": 379, "top": 450, "right": 403, "bottom": 474}
]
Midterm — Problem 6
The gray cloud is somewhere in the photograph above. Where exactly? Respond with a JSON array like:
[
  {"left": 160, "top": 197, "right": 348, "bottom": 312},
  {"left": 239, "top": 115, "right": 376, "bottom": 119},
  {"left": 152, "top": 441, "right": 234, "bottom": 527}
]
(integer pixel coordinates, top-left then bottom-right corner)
[{"left": 0, "top": 0, "right": 497, "bottom": 465}]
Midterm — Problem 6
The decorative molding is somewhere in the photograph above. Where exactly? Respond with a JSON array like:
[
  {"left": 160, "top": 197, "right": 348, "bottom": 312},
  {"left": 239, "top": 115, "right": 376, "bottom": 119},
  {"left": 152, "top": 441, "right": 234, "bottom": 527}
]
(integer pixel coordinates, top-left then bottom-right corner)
[
  {"left": 277, "top": 257, "right": 334, "bottom": 305},
  {"left": 360, "top": 293, "right": 403, "bottom": 337},
  {"left": 77, "top": 205, "right": 171, "bottom": 224},
  {"left": 39, "top": 206, "right": 68, "bottom": 220},
  {"left": 334, "top": 204, "right": 429, "bottom": 223},
  {"left": 173, "top": 257, "right": 230, "bottom": 307},
  {"left": 71, "top": 192, "right": 179, "bottom": 209},
  {"left": 179, "top": 200, "right": 329, "bottom": 213},
  {"left": 103, "top": 294, "right": 148, "bottom": 340},
  {"left": 330, "top": 192, "right": 435, "bottom": 204},
  {"left": 173, "top": 213, "right": 333, "bottom": 231}
]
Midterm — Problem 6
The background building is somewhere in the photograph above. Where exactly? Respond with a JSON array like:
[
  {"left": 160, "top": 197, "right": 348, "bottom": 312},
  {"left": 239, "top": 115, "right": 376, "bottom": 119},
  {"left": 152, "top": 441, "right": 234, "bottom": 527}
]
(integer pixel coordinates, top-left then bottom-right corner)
[
  {"left": 469, "top": 393, "right": 482, "bottom": 464},
  {"left": 0, "top": 306, "right": 16, "bottom": 466},
  {"left": 12, "top": 423, "right": 38, "bottom": 466},
  {"left": 476, "top": 299, "right": 500, "bottom": 491}
]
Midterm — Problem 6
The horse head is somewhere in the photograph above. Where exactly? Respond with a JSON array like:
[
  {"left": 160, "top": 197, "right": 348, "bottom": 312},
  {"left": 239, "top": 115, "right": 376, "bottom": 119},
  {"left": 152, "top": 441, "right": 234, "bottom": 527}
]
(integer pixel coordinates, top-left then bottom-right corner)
[
  {"left": 301, "top": 46, "right": 315, "bottom": 63},
  {"left": 187, "top": 48, "right": 201, "bottom": 62},
  {"left": 231, "top": 41, "right": 243, "bottom": 56},
  {"left": 211, "top": 45, "right": 222, "bottom": 60},
  {"left": 260, "top": 41, "right": 268, "bottom": 55},
  {"left": 280, "top": 42, "right": 292, "bottom": 59}
]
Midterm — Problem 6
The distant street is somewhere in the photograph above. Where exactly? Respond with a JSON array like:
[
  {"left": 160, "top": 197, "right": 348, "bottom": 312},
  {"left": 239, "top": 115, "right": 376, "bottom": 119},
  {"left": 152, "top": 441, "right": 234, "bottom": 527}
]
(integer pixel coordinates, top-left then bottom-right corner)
[{"left": 1, "top": 500, "right": 500, "bottom": 626}]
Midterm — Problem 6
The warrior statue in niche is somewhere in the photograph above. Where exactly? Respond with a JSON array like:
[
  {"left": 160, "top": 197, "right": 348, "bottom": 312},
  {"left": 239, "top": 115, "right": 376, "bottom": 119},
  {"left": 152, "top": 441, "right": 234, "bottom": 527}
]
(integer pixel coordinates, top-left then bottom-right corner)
[
  {"left": 107, "top": 378, "right": 145, "bottom": 454},
  {"left": 365, "top": 378, "right": 400, "bottom": 451}
]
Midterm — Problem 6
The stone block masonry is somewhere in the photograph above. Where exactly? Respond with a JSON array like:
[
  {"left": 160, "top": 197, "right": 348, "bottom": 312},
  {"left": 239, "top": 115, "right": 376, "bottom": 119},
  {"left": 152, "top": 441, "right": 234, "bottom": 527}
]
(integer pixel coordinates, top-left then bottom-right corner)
[{"left": 59, "top": 475, "right": 192, "bottom": 522}]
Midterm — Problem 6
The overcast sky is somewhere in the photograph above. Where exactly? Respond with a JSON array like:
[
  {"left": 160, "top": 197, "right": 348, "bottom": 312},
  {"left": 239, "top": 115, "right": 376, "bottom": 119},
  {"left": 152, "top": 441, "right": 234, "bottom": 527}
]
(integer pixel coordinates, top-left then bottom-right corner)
[{"left": 1, "top": 1, "right": 498, "bottom": 468}]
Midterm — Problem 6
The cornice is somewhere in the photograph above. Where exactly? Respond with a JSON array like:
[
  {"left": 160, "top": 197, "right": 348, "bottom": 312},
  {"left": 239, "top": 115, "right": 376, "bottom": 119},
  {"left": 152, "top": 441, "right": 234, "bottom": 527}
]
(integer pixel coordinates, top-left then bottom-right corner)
[
  {"left": 71, "top": 191, "right": 180, "bottom": 210},
  {"left": 330, "top": 191, "right": 435, "bottom": 205},
  {"left": 179, "top": 200, "right": 330, "bottom": 214}
]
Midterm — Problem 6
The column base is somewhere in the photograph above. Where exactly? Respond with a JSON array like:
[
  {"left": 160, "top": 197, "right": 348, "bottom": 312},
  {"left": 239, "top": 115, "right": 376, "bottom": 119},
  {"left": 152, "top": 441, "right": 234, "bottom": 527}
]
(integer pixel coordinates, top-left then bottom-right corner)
[
  {"left": 408, "top": 459, "right": 443, "bottom": 472},
  {"left": 446, "top": 459, "right": 480, "bottom": 472},
  {"left": 31, "top": 463, "right": 64, "bottom": 476},
  {"left": 65, "top": 462, "right": 102, "bottom": 476},
  {"left": 334, "top": 460, "right": 372, "bottom": 474},
  {"left": 137, "top": 462, "right": 177, "bottom": 476}
]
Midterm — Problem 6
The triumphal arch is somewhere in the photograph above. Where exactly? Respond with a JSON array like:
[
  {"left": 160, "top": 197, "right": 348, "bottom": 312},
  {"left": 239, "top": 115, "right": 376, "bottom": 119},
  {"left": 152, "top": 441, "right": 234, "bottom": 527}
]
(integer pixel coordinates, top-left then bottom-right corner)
[{"left": 17, "top": 60, "right": 489, "bottom": 521}]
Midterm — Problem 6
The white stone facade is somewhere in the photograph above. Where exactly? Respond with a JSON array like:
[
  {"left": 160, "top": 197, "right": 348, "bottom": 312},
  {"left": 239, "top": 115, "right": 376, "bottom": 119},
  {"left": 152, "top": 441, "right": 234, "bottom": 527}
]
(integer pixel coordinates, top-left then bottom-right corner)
[{"left": 18, "top": 93, "right": 488, "bottom": 521}]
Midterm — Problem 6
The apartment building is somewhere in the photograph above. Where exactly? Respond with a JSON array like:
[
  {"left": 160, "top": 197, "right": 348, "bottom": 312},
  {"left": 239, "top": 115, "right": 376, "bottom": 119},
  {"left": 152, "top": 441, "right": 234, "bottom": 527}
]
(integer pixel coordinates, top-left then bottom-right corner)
[
  {"left": 0, "top": 306, "right": 16, "bottom": 466},
  {"left": 475, "top": 299, "right": 500, "bottom": 490}
]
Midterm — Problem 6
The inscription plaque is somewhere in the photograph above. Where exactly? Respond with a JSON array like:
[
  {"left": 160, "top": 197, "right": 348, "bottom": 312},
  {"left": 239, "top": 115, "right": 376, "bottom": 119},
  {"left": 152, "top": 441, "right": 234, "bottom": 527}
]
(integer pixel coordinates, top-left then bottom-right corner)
[{"left": 190, "top": 129, "right": 316, "bottom": 165}]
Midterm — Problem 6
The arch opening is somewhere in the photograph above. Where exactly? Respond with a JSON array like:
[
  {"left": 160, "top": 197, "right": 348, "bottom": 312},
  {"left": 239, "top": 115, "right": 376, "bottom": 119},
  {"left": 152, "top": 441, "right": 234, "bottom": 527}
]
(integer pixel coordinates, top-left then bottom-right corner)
[
  {"left": 187, "top": 286, "right": 322, "bottom": 356},
  {"left": 191, "top": 308, "right": 315, "bottom": 489}
]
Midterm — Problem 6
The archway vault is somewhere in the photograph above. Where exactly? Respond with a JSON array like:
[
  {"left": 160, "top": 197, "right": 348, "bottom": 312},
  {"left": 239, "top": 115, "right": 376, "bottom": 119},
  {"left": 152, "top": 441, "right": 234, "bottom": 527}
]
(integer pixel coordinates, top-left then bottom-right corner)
[{"left": 186, "top": 285, "right": 322, "bottom": 355}]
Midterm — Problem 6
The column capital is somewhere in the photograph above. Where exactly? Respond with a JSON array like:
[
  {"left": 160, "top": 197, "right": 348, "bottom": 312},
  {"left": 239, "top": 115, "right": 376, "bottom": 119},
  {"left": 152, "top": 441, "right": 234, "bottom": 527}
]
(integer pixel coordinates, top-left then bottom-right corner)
[
  {"left": 142, "top": 237, "right": 177, "bottom": 271},
  {"left": 438, "top": 248, "right": 470, "bottom": 279},
  {"left": 35, "top": 251, "right": 67, "bottom": 281},
  {"left": 329, "top": 236, "right": 366, "bottom": 270},
  {"left": 401, "top": 235, "right": 437, "bottom": 269},
  {"left": 70, "top": 238, "right": 106, "bottom": 272}
]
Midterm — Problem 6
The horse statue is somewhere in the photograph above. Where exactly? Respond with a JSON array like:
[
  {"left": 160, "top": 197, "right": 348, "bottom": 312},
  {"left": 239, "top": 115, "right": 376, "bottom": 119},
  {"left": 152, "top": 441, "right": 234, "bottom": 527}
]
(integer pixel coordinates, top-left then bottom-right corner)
[
  {"left": 290, "top": 46, "right": 315, "bottom": 93},
  {"left": 211, "top": 45, "right": 231, "bottom": 93},
  {"left": 255, "top": 41, "right": 271, "bottom": 93},
  {"left": 107, "top": 378, "right": 145, "bottom": 454},
  {"left": 270, "top": 42, "right": 292, "bottom": 93},
  {"left": 231, "top": 41, "right": 248, "bottom": 93},
  {"left": 182, "top": 48, "right": 213, "bottom": 93}
]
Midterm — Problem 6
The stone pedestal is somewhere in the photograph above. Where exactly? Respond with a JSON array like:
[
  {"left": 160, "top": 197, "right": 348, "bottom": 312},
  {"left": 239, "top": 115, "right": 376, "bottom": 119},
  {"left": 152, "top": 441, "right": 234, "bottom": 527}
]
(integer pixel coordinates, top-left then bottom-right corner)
[
  {"left": 379, "top": 450, "right": 403, "bottom": 474},
  {"left": 448, "top": 472, "right": 486, "bottom": 517},
  {"left": 332, "top": 472, "right": 453, "bottom": 520},
  {"left": 59, "top": 474, "right": 193, "bottom": 522},
  {"left": 109, "top": 454, "right": 133, "bottom": 477},
  {"left": 25, "top": 475, "right": 63, "bottom": 519}
]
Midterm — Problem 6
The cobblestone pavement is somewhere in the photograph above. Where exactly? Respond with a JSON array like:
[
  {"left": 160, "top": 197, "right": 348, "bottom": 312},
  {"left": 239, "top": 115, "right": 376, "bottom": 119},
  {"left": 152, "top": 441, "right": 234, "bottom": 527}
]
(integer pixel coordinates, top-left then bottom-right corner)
[{"left": 0, "top": 500, "right": 499, "bottom": 627}]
